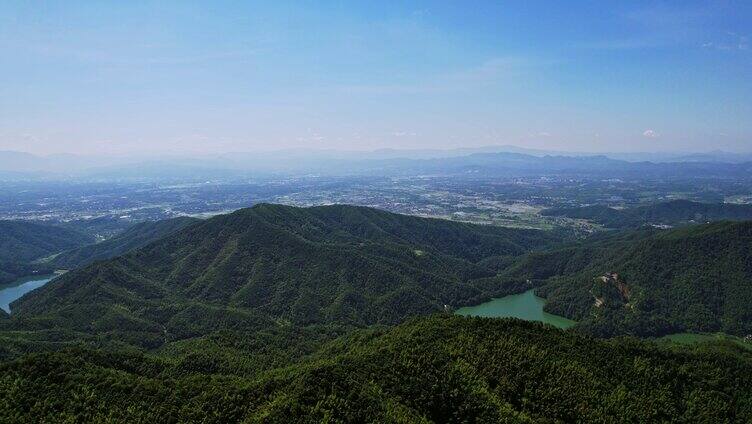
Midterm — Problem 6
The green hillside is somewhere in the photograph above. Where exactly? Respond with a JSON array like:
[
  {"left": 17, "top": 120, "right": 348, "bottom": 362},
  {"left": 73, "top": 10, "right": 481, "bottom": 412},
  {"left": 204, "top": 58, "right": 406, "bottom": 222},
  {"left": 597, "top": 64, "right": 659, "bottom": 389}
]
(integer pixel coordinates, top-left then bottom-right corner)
[
  {"left": 2, "top": 205, "right": 752, "bottom": 422},
  {"left": 7, "top": 204, "right": 560, "bottom": 346},
  {"left": 2, "top": 315, "right": 751, "bottom": 423},
  {"left": 0, "top": 220, "right": 94, "bottom": 284},
  {"left": 51, "top": 216, "right": 200, "bottom": 269},
  {"left": 504, "top": 221, "right": 752, "bottom": 337},
  {"left": 541, "top": 200, "right": 752, "bottom": 228}
]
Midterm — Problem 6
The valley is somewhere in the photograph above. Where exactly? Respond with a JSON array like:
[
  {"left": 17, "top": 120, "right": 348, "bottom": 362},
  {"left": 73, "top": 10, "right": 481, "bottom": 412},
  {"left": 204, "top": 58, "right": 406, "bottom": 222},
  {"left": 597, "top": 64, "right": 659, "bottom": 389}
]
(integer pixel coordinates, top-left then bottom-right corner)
[{"left": 3, "top": 173, "right": 750, "bottom": 234}]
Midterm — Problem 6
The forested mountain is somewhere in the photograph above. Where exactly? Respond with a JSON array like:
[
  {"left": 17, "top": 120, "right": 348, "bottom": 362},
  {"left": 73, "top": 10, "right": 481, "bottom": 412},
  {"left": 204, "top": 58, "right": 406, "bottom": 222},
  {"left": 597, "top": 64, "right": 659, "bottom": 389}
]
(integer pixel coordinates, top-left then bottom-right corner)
[
  {"left": 9, "top": 204, "right": 752, "bottom": 343},
  {"left": 541, "top": 200, "right": 752, "bottom": 228},
  {"left": 503, "top": 221, "right": 752, "bottom": 337},
  {"left": 0, "top": 220, "right": 94, "bottom": 284},
  {"left": 2, "top": 204, "right": 752, "bottom": 422},
  {"left": 7, "top": 204, "right": 560, "bottom": 345},
  {"left": 2, "top": 315, "right": 751, "bottom": 423},
  {"left": 51, "top": 216, "right": 200, "bottom": 269}
]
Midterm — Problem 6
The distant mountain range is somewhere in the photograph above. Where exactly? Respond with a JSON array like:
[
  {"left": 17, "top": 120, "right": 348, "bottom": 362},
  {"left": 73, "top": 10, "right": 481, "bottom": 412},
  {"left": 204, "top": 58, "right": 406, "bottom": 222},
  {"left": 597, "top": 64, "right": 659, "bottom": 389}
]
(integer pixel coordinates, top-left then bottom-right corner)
[
  {"left": 2, "top": 147, "right": 752, "bottom": 180},
  {"left": 360, "top": 152, "right": 752, "bottom": 178}
]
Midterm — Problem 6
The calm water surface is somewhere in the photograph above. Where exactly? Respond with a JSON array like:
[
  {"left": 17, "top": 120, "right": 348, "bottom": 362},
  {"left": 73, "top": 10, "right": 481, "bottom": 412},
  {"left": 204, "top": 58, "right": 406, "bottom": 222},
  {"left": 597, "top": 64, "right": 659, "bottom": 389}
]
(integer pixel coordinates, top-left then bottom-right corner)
[
  {"left": 455, "top": 289, "right": 576, "bottom": 329},
  {"left": 0, "top": 275, "right": 53, "bottom": 313}
]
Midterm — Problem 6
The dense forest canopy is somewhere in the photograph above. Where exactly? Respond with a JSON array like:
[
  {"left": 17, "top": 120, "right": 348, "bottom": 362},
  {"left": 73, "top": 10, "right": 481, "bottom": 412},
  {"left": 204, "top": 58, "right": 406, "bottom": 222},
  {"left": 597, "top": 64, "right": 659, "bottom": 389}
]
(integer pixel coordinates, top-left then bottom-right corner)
[
  {"left": 503, "top": 221, "right": 752, "bottom": 337},
  {"left": 6, "top": 205, "right": 752, "bottom": 345},
  {"left": 2, "top": 204, "right": 752, "bottom": 422},
  {"left": 6, "top": 204, "right": 561, "bottom": 346},
  {"left": 2, "top": 315, "right": 751, "bottom": 423}
]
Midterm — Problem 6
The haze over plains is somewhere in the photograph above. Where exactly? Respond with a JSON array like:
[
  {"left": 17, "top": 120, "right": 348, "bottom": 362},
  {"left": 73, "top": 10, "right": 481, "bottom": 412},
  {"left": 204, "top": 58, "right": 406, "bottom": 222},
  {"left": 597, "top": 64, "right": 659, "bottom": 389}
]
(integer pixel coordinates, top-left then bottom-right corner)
[{"left": 1, "top": 1, "right": 750, "bottom": 156}]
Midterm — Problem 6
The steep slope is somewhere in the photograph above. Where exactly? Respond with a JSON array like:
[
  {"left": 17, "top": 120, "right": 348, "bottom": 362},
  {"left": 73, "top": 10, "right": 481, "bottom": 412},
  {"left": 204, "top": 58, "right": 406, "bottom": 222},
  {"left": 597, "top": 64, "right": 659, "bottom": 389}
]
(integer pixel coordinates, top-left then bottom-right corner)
[
  {"left": 1, "top": 315, "right": 750, "bottom": 423},
  {"left": 0, "top": 220, "right": 94, "bottom": 284},
  {"left": 541, "top": 200, "right": 752, "bottom": 228},
  {"left": 8, "top": 204, "right": 560, "bottom": 344},
  {"left": 51, "top": 216, "right": 200, "bottom": 269},
  {"left": 504, "top": 221, "right": 752, "bottom": 336}
]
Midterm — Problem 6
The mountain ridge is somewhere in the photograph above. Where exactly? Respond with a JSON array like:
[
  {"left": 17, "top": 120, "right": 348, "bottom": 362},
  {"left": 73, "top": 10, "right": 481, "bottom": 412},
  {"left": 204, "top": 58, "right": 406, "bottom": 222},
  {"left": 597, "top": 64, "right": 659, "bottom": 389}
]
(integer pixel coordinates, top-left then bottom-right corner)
[
  {"left": 8, "top": 204, "right": 560, "bottom": 345},
  {"left": 3, "top": 149, "right": 752, "bottom": 180}
]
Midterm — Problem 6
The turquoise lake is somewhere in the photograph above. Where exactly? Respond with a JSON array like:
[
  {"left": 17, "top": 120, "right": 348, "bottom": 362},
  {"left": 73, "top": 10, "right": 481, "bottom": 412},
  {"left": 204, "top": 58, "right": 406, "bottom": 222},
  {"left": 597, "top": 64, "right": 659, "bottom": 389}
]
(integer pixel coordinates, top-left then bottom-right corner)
[{"left": 455, "top": 289, "right": 577, "bottom": 329}]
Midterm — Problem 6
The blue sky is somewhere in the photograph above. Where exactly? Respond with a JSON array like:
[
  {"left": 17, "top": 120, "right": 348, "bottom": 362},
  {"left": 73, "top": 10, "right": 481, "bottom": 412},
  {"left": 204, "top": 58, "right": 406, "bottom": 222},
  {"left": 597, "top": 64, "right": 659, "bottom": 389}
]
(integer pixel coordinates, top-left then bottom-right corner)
[{"left": 1, "top": 1, "right": 750, "bottom": 155}]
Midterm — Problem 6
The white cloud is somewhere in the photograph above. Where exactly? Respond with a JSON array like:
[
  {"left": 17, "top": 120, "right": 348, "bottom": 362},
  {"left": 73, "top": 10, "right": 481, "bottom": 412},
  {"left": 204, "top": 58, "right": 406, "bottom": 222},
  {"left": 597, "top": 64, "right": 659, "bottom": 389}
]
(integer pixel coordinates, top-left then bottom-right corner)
[
  {"left": 643, "top": 129, "right": 659, "bottom": 138},
  {"left": 702, "top": 34, "right": 749, "bottom": 51}
]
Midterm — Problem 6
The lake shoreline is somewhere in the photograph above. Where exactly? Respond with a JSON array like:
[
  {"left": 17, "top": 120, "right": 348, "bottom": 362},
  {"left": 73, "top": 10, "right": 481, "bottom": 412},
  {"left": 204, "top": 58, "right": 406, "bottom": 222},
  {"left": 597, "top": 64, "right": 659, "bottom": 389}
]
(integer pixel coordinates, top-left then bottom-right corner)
[
  {"left": 0, "top": 275, "right": 56, "bottom": 314},
  {"left": 455, "top": 288, "right": 577, "bottom": 329}
]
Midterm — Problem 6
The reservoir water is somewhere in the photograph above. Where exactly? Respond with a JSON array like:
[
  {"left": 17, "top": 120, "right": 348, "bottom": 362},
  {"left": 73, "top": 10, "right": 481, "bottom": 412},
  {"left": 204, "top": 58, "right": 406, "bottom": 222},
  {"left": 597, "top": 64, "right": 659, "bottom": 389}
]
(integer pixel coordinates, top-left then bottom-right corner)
[
  {"left": 455, "top": 289, "right": 576, "bottom": 329},
  {"left": 0, "top": 275, "right": 54, "bottom": 313}
]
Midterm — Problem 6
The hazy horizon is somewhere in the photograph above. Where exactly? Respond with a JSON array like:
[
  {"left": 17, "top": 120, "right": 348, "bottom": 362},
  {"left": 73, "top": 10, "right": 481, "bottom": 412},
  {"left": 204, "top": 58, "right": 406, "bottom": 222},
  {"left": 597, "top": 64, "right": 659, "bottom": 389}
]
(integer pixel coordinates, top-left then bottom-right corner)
[
  {"left": 4, "top": 143, "right": 752, "bottom": 160},
  {"left": 2, "top": 1, "right": 751, "bottom": 156}
]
